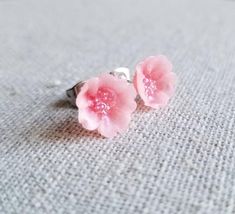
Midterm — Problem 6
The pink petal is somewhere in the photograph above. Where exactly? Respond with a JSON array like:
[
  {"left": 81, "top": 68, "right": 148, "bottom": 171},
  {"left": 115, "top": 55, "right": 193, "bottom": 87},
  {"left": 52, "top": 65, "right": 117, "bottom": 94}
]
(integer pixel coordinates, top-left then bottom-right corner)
[
  {"left": 157, "top": 72, "right": 177, "bottom": 96},
  {"left": 78, "top": 108, "right": 100, "bottom": 131},
  {"left": 98, "top": 116, "right": 118, "bottom": 138},
  {"left": 146, "top": 92, "right": 170, "bottom": 109},
  {"left": 76, "top": 83, "right": 89, "bottom": 109},
  {"left": 98, "top": 109, "right": 132, "bottom": 138},
  {"left": 143, "top": 56, "right": 160, "bottom": 75},
  {"left": 76, "top": 77, "right": 100, "bottom": 109},
  {"left": 116, "top": 84, "right": 137, "bottom": 113},
  {"left": 98, "top": 73, "right": 130, "bottom": 94},
  {"left": 134, "top": 69, "right": 149, "bottom": 104},
  {"left": 85, "top": 77, "right": 100, "bottom": 96},
  {"left": 110, "top": 109, "right": 132, "bottom": 133},
  {"left": 149, "top": 56, "right": 173, "bottom": 80}
]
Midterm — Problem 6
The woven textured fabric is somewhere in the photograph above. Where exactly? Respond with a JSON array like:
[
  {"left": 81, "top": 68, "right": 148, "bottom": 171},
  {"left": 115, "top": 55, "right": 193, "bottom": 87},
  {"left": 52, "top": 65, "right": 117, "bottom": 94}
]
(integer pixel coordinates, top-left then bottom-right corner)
[{"left": 1, "top": 0, "right": 235, "bottom": 213}]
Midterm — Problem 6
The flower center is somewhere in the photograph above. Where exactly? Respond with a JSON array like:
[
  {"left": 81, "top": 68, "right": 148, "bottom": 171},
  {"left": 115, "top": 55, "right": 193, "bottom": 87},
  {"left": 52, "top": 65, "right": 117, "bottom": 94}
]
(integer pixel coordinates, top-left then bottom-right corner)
[
  {"left": 90, "top": 87, "right": 117, "bottom": 115},
  {"left": 143, "top": 76, "right": 157, "bottom": 100}
]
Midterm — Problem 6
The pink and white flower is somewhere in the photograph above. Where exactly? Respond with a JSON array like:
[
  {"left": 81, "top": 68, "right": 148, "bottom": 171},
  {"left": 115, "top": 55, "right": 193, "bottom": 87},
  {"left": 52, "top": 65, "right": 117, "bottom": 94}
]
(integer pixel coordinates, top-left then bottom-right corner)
[
  {"left": 76, "top": 74, "right": 137, "bottom": 138},
  {"left": 133, "top": 55, "right": 177, "bottom": 109}
]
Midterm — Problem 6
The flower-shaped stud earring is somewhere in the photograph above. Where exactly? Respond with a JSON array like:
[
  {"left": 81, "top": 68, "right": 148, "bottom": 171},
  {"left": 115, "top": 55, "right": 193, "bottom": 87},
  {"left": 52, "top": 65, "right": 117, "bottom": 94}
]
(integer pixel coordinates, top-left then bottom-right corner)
[
  {"left": 66, "top": 55, "right": 177, "bottom": 138},
  {"left": 66, "top": 68, "right": 137, "bottom": 138},
  {"left": 133, "top": 55, "right": 177, "bottom": 109}
]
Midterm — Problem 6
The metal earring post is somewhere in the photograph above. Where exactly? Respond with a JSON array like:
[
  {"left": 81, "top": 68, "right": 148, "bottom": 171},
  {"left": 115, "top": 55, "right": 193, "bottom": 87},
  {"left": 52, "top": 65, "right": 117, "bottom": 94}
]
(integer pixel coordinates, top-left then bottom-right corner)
[{"left": 66, "top": 81, "right": 84, "bottom": 107}]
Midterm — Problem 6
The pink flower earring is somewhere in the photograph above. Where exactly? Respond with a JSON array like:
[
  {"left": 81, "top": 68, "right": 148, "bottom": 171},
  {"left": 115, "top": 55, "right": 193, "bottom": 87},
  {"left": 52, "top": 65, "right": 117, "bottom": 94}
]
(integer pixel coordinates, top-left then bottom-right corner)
[
  {"left": 66, "top": 68, "right": 137, "bottom": 138},
  {"left": 66, "top": 55, "right": 177, "bottom": 138},
  {"left": 133, "top": 55, "right": 177, "bottom": 109}
]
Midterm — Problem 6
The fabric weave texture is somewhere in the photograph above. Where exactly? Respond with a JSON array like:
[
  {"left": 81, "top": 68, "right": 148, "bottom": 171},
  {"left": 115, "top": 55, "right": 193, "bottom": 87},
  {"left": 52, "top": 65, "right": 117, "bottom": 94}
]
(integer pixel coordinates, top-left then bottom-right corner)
[{"left": 0, "top": 0, "right": 235, "bottom": 213}]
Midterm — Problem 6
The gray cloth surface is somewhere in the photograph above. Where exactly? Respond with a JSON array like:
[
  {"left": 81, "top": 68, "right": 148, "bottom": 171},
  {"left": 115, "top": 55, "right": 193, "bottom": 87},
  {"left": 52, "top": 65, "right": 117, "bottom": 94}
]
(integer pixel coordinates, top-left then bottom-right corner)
[{"left": 1, "top": 0, "right": 235, "bottom": 213}]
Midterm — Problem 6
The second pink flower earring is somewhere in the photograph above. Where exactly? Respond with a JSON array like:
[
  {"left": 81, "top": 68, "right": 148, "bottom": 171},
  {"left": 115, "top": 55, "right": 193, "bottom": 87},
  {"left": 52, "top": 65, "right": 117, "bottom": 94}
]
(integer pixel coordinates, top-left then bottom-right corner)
[
  {"left": 66, "top": 55, "right": 177, "bottom": 138},
  {"left": 133, "top": 55, "right": 177, "bottom": 109}
]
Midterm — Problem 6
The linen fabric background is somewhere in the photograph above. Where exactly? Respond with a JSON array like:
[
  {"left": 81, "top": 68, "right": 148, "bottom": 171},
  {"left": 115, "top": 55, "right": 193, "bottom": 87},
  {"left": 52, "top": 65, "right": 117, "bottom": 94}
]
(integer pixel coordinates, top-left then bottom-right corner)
[{"left": 1, "top": 0, "right": 235, "bottom": 213}]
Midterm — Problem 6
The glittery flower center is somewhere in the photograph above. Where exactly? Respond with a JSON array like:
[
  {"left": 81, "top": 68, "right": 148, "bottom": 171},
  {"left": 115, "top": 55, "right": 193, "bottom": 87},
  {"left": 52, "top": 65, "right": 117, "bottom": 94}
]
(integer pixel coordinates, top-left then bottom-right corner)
[
  {"left": 90, "top": 87, "right": 117, "bottom": 115},
  {"left": 143, "top": 76, "right": 157, "bottom": 99}
]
